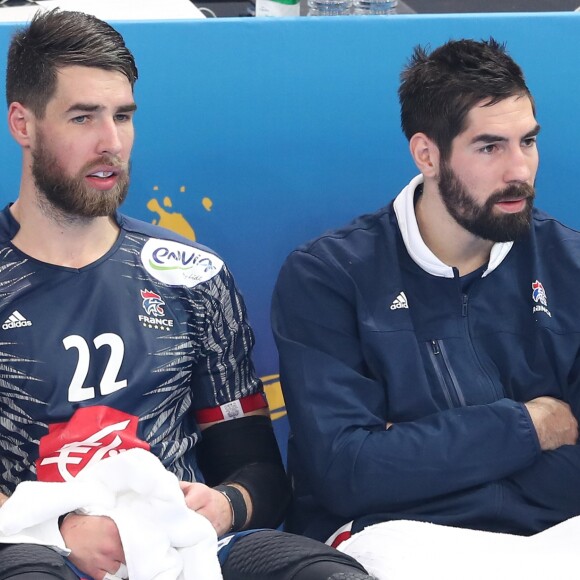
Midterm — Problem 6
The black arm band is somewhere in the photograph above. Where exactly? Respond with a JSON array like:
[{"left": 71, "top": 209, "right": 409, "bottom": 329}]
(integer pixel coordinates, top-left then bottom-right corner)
[
  {"left": 214, "top": 484, "right": 247, "bottom": 532},
  {"left": 197, "top": 414, "right": 291, "bottom": 529}
]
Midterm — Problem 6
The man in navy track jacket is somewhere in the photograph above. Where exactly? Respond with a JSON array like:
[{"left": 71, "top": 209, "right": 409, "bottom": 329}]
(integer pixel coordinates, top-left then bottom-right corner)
[{"left": 272, "top": 38, "right": 580, "bottom": 550}]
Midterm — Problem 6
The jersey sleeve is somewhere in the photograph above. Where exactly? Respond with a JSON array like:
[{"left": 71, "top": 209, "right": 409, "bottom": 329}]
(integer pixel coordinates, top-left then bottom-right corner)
[{"left": 191, "top": 264, "right": 267, "bottom": 422}]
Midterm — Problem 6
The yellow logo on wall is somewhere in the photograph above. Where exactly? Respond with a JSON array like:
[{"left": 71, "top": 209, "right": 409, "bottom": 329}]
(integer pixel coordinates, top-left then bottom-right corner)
[
  {"left": 262, "top": 374, "right": 286, "bottom": 421},
  {"left": 146, "top": 186, "right": 286, "bottom": 422},
  {"left": 148, "top": 185, "right": 212, "bottom": 242}
]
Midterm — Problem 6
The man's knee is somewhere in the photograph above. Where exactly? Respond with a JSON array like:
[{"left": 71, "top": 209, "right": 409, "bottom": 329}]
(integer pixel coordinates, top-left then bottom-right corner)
[
  {"left": 0, "top": 544, "right": 77, "bottom": 580},
  {"left": 221, "top": 530, "right": 375, "bottom": 580}
]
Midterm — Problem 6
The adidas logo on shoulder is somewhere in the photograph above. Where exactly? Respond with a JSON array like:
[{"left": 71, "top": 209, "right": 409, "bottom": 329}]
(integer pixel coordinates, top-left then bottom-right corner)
[
  {"left": 390, "top": 292, "right": 408, "bottom": 310},
  {"left": 2, "top": 310, "right": 32, "bottom": 330}
]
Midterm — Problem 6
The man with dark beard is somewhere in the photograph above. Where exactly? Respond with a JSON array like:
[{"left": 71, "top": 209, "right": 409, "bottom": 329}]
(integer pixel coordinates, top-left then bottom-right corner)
[
  {"left": 0, "top": 8, "right": 376, "bottom": 580},
  {"left": 272, "top": 38, "right": 580, "bottom": 575}
]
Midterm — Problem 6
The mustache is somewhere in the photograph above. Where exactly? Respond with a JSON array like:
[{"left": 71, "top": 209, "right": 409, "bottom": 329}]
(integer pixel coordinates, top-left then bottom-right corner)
[
  {"left": 82, "top": 154, "right": 128, "bottom": 174},
  {"left": 486, "top": 183, "right": 535, "bottom": 206}
]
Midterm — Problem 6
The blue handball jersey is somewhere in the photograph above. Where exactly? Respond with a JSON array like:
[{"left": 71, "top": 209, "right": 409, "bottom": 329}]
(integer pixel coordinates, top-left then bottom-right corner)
[{"left": 0, "top": 206, "right": 265, "bottom": 494}]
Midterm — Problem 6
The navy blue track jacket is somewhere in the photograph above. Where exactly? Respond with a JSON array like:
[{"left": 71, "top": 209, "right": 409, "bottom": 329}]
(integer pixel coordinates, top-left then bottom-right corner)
[{"left": 272, "top": 175, "right": 580, "bottom": 542}]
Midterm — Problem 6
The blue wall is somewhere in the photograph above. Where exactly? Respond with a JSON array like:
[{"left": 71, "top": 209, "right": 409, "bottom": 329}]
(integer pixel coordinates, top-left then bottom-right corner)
[{"left": 0, "top": 13, "right": 579, "bottom": 447}]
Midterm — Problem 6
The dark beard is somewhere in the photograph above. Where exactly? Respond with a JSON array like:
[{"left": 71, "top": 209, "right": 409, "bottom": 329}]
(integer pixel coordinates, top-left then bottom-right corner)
[
  {"left": 438, "top": 160, "right": 534, "bottom": 243},
  {"left": 32, "top": 130, "right": 129, "bottom": 220}
]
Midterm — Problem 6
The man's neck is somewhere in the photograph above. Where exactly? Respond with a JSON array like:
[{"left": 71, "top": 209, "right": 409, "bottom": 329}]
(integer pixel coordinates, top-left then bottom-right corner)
[
  {"left": 9, "top": 196, "right": 120, "bottom": 269},
  {"left": 415, "top": 182, "right": 494, "bottom": 277}
]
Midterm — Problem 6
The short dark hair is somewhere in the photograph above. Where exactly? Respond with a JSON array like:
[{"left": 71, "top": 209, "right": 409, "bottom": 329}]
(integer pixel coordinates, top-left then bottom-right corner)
[
  {"left": 6, "top": 8, "right": 138, "bottom": 118},
  {"left": 399, "top": 38, "right": 534, "bottom": 160}
]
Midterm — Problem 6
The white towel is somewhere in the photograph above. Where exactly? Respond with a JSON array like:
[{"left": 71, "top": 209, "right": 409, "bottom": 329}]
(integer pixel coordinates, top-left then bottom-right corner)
[
  {"left": 0, "top": 448, "right": 222, "bottom": 580},
  {"left": 339, "top": 517, "right": 579, "bottom": 580}
]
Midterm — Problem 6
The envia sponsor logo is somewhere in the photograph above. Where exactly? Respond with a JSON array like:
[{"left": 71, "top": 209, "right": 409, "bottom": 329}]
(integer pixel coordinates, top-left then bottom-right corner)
[{"left": 141, "top": 239, "right": 224, "bottom": 288}]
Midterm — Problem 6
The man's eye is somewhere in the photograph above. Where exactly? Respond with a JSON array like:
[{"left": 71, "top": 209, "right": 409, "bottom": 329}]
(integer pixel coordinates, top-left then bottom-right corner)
[
  {"left": 480, "top": 144, "right": 497, "bottom": 154},
  {"left": 522, "top": 137, "right": 537, "bottom": 148},
  {"left": 71, "top": 115, "right": 88, "bottom": 124}
]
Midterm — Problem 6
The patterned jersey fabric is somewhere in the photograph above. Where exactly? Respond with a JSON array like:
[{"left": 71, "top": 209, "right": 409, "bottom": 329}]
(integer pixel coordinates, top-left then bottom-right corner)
[{"left": 0, "top": 206, "right": 265, "bottom": 493}]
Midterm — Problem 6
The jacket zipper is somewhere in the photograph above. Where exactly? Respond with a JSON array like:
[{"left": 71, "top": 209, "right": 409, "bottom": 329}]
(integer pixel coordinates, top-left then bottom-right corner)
[
  {"left": 461, "top": 291, "right": 504, "bottom": 400},
  {"left": 428, "top": 339, "right": 467, "bottom": 408}
]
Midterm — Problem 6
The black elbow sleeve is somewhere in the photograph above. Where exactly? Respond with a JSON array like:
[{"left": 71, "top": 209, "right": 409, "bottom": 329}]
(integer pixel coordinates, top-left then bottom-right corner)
[{"left": 197, "top": 415, "right": 291, "bottom": 529}]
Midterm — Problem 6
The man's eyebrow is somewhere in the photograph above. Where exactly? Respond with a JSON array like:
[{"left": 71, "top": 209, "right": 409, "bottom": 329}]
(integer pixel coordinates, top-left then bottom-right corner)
[
  {"left": 470, "top": 124, "right": 541, "bottom": 145},
  {"left": 65, "top": 103, "right": 137, "bottom": 114},
  {"left": 524, "top": 124, "right": 541, "bottom": 139},
  {"left": 65, "top": 103, "right": 101, "bottom": 114},
  {"left": 117, "top": 103, "right": 138, "bottom": 114}
]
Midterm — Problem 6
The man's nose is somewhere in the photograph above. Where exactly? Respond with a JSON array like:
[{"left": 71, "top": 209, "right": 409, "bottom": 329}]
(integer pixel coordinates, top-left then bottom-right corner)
[
  {"left": 97, "top": 118, "right": 123, "bottom": 156},
  {"left": 504, "top": 146, "right": 536, "bottom": 183}
]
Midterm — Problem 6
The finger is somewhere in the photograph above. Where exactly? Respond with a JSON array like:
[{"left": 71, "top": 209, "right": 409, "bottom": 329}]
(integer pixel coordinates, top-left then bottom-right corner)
[
  {"left": 185, "top": 496, "right": 206, "bottom": 512},
  {"left": 102, "top": 564, "right": 128, "bottom": 580},
  {"left": 115, "top": 563, "right": 128, "bottom": 579}
]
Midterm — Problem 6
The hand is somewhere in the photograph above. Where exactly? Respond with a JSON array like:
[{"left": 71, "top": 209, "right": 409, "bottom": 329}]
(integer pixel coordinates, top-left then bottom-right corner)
[
  {"left": 179, "top": 481, "right": 233, "bottom": 536},
  {"left": 60, "top": 513, "right": 126, "bottom": 580},
  {"left": 524, "top": 396, "right": 578, "bottom": 451}
]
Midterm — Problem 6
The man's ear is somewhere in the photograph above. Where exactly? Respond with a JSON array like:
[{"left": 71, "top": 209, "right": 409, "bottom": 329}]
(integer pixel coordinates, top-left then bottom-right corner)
[
  {"left": 409, "top": 132, "right": 440, "bottom": 178},
  {"left": 8, "top": 102, "right": 34, "bottom": 147}
]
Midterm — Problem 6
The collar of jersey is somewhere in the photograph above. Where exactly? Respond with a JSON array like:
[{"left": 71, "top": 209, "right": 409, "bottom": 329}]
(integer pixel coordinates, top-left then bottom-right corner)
[{"left": 393, "top": 174, "right": 513, "bottom": 279}]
